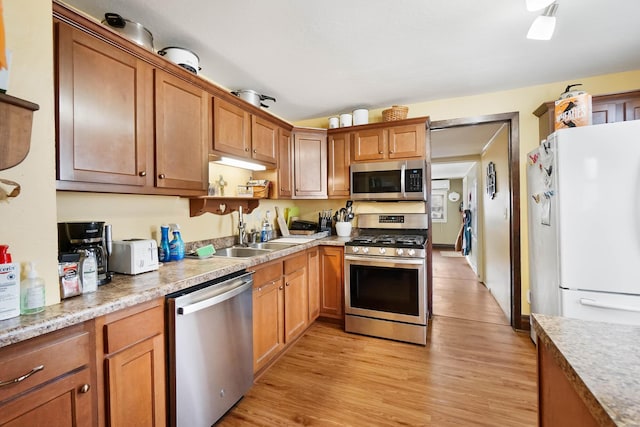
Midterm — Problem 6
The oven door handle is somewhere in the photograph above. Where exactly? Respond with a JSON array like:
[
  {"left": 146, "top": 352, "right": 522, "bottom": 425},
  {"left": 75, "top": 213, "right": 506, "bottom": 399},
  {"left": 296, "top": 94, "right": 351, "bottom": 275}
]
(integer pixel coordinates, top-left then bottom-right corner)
[
  {"left": 344, "top": 254, "right": 425, "bottom": 266},
  {"left": 177, "top": 274, "right": 253, "bottom": 316}
]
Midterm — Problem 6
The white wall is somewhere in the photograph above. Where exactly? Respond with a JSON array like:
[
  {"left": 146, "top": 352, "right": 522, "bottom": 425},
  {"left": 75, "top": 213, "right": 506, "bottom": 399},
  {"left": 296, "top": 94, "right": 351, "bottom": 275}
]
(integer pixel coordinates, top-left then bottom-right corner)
[{"left": 462, "top": 163, "right": 481, "bottom": 278}]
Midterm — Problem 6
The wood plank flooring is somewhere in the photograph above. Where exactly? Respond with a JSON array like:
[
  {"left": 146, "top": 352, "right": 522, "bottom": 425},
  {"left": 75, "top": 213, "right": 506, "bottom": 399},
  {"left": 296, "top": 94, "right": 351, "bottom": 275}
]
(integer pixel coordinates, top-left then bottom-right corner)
[{"left": 219, "top": 250, "right": 537, "bottom": 426}]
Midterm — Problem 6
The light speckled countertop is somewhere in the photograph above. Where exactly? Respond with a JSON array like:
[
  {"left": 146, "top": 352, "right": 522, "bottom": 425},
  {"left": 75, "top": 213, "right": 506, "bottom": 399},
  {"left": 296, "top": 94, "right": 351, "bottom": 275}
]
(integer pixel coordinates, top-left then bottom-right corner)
[
  {"left": 532, "top": 314, "right": 640, "bottom": 427},
  {"left": 0, "top": 236, "right": 348, "bottom": 348}
]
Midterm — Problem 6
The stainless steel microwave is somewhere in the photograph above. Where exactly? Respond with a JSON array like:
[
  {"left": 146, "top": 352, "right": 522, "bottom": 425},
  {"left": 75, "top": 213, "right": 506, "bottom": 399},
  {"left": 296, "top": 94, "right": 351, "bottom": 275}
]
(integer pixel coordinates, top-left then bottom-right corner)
[{"left": 350, "top": 159, "right": 427, "bottom": 201}]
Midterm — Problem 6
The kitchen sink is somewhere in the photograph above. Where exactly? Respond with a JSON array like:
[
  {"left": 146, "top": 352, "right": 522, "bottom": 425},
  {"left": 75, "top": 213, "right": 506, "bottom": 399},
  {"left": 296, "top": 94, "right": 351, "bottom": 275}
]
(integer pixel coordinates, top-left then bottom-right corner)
[
  {"left": 212, "top": 247, "right": 272, "bottom": 258},
  {"left": 248, "top": 242, "right": 299, "bottom": 250}
]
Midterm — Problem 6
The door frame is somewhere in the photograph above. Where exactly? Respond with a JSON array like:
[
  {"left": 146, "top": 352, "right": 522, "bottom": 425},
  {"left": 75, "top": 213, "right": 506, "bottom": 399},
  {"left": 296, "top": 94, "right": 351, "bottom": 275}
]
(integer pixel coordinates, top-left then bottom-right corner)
[{"left": 430, "top": 112, "right": 522, "bottom": 330}]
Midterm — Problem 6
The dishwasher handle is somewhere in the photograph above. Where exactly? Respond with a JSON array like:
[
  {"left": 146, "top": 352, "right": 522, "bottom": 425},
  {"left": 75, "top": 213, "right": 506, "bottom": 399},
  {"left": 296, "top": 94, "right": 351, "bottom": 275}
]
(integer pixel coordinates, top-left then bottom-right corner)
[{"left": 177, "top": 273, "right": 253, "bottom": 316}]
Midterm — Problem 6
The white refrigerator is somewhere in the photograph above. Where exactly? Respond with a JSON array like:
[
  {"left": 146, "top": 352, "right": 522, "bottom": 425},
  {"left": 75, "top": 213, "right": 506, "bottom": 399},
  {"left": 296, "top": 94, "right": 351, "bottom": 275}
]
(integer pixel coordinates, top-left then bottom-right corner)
[{"left": 527, "top": 120, "right": 640, "bottom": 340}]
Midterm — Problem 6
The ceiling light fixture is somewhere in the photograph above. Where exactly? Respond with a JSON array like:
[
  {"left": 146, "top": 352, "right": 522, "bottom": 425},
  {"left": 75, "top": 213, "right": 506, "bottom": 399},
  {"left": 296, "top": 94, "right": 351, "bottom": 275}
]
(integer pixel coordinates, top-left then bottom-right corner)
[
  {"left": 527, "top": 3, "right": 559, "bottom": 41},
  {"left": 525, "top": 0, "right": 555, "bottom": 11},
  {"left": 213, "top": 156, "right": 267, "bottom": 171}
]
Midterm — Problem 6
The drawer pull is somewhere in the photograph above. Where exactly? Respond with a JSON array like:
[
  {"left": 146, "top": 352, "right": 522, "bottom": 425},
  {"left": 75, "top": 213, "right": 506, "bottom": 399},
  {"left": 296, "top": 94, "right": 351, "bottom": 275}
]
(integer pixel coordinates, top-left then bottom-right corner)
[
  {"left": 0, "top": 365, "right": 44, "bottom": 387},
  {"left": 79, "top": 384, "right": 91, "bottom": 394}
]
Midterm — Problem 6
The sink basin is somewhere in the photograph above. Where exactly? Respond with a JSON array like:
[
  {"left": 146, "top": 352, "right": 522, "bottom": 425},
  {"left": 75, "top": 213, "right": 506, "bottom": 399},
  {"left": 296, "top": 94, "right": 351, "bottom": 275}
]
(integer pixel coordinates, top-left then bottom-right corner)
[
  {"left": 248, "top": 242, "right": 299, "bottom": 250},
  {"left": 212, "top": 247, "right": 272, "bottom": 258}
]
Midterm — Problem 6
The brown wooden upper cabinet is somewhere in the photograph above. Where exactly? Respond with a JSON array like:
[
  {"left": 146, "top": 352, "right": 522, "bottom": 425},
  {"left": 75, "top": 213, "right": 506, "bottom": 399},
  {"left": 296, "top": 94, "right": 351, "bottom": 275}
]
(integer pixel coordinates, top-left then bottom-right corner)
[
  {"left": 212, "top": 97, "right": 278, "bottom": 167},
  {"left": 276, "top": 128, "right": 293, "bottom": 198},
  {"left": 56, "top": 21, "right": 153, "bottom": 188},
  {"left": 293, "top": 128, "right": 327, "bottom": 198},
  {"left": 54, "top": 16, "right": 209, "bottom": 196},
  {"left": 327, "top": 131, "right": 351, "bottom": 198},
  {"left": 154, "top": 70, "right": 209, "bottom": 191},
  {"left": 534, "top": 89, "right": 640, "bottom": 141},
  {"left": 352, "top": 122, "right": 425, "bottom": 162}
]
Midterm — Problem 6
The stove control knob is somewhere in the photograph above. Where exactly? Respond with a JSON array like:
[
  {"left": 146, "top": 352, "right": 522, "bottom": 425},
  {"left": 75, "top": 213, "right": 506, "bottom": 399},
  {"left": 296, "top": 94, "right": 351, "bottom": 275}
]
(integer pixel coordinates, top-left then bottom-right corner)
[
  {"left": 408, "top": 249, "right": 416, "bottom": 256},
  {"left": 379, "top": 248, "right": 386, "bottom": 255},
  {"left": 362, "top": 247, "right": 369, "bottom": 254},
  {"left": 396, "top": 248, "right": 404, "bottom": 256},
  {"left": 352, "top": 247, "right": 359, "bottom": 253}
]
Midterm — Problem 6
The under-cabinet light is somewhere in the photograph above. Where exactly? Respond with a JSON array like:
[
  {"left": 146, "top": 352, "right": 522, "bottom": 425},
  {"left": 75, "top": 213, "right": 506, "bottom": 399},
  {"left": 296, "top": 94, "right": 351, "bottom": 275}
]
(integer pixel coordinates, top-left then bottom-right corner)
[{"left": 213, "top": 156, "right": 267, "bottom": 171}]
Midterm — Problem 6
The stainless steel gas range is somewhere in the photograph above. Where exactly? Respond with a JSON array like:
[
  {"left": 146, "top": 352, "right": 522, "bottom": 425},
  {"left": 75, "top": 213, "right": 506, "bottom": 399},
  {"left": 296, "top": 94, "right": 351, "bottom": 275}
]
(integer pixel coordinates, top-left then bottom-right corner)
[{"left": 344, "top": 213, "right": 429, "bottom": 345}]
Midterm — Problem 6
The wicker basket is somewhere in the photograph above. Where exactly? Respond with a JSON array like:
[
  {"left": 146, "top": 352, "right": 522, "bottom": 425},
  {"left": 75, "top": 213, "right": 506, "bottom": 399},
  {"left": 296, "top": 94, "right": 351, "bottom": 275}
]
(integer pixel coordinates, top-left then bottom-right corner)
[{"left": 382, "top": 105, "right": 409, "bottom": 121}]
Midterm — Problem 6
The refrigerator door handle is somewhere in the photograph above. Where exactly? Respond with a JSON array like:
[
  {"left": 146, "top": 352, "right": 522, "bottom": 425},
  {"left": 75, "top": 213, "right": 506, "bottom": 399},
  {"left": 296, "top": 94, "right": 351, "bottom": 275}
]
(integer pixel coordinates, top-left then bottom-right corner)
[{"left": 579, "top": 298, "right": 640, "bottom": 313}]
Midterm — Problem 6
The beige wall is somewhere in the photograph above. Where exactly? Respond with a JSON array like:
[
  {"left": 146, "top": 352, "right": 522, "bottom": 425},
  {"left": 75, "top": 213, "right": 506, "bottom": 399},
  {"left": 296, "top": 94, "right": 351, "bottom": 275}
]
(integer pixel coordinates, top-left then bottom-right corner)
[
  {"left": 431, "top": 179, "right": 463, "bottom": 245},
  {"left": 1, "top": 0, "right": 59, "bottom": 304},
  {"left": 481, "top": 127, "right": 511, "bottom": 319},
  {"left": 296, "top": 70, "right": 640, "bottom": 316}
]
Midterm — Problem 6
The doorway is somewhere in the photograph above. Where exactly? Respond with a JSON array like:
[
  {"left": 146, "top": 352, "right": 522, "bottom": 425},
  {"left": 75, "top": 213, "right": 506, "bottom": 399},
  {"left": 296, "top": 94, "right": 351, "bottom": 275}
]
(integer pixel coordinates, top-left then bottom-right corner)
[{"left": 429, "top": 112, "right": 522, "bottom": 330}]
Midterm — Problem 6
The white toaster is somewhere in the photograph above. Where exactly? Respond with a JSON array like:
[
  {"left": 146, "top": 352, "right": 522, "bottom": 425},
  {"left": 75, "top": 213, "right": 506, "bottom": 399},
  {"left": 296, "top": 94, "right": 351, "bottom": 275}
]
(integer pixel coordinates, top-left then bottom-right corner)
[{"left": 110, "top": 239, "right": 159, "bottom": 275}]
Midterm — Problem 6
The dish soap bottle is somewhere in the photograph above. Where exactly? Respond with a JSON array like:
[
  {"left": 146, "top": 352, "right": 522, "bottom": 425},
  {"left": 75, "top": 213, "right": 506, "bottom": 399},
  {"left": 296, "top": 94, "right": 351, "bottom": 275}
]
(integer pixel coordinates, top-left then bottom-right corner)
[
  {"left": 159, "top": 224, "right": 171, "bottom": 262},
  {"left": 169, "top": 223, "right": 185, "bottom": 261},
  {"left": 261, "top": 211, "right": 273, "bottom": 242},
  {"left": 20, "top": 261, "right": 45, "bottom": 315},
  {"left": 0, "top": 245, "right": 20, "bottom": 320}
]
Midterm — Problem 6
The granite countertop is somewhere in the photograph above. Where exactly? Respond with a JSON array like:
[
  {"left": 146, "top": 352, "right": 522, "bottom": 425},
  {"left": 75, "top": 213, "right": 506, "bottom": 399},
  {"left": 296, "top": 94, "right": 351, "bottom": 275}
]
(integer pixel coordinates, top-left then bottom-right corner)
[
  {"left": 532, "top": 314, "right": 640, "bottom": 426},
  {"left": 0, "top": 236, "right": 348, "bottom": 348}
]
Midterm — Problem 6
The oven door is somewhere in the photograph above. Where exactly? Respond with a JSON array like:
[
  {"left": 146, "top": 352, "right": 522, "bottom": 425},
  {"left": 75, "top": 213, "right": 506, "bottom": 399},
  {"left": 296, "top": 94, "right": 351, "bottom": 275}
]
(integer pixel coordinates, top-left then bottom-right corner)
[{"left": 344, "top": 254, "right": 426, "bottom": 325}]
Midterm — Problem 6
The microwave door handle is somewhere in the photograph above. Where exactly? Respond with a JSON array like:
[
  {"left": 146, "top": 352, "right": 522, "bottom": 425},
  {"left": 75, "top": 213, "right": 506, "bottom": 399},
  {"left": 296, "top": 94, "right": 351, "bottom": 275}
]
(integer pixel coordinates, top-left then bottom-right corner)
[{"left": 401, "top": 163, "right": 406, "bottom": 199}]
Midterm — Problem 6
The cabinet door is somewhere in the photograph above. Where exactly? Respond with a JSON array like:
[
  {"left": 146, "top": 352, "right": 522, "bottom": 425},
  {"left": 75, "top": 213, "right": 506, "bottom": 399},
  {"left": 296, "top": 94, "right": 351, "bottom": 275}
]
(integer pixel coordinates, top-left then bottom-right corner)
[
  {"left": 0, "top": 367, "right": 94, "bottom": 426},
  {"left": 212, "top": 97, "right": 250, "bottom": 158},
  {"left": 154, "top": 70, "right": 209, "bottom": 191},
  {"left": 625, "top": 99, "right": 640, "bottom": 121},
  {"left": 252, "top": 278, "right": 285, "bottom": 372},
  {"left": 293, "top": 129, "right": 327, "bottom": 198},
  {"left": 328, "top": 132, "right": 351, "bottom": 198},
  {"left": 276, "top": 128, "right": 293, "bottom": 198},
  {"left": 320, "top": 246, "right": 344, "bottom": 319},
  {"left": 106, "top": 334, "right": 166, "bottom": 427},
  {"left": 352, "top": 128, "right": 386, "bottom": 161},
  {"left": 56, "top": 22, "right": 152, "bottom": 186},
  {"left": 591, "top": 101, "right": 618, "bottom": 125},
  {"left": 307, "top": 247, "right": 320, "bottom": 322},
  {"left": 284, "top": 268, "right": 308, "bottom": 342},
  {"left": 251, "top": 116, "right": 278, "bottom": 166},
  {"left": 388, "top": 124, "right": 425, "bottom": 159}
]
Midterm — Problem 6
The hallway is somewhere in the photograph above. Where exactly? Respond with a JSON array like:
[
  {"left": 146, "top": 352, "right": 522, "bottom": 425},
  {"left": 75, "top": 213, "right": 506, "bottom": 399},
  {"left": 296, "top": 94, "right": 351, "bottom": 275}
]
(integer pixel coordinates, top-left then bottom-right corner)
[
  {"left": 432, "top": 249, "right": 510, "bottom": 325},
  {"left": 219, "top": 249, "right": 538, "bottom": 426}
]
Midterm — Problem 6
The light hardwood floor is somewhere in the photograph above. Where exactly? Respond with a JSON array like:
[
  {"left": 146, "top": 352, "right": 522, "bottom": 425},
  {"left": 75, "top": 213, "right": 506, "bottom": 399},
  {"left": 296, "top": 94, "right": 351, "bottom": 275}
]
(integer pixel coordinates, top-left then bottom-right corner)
[{"left": 219, "top": 250, "right": 538, "bottom": 426}]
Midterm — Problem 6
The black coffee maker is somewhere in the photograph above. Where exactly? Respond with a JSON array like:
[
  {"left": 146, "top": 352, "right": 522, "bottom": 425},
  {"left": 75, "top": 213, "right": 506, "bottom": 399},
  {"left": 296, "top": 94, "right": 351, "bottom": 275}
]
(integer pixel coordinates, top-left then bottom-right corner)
[{"left": 58, "top": 221, "right": 112, "bottom": 285}]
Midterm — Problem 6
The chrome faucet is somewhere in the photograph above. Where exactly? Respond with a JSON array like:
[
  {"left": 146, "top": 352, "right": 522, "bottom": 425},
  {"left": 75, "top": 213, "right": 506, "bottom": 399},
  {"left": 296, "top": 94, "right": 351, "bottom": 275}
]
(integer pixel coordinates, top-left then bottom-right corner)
[{"left": 237, "top": 206, "right": 247, "bottom": 246}]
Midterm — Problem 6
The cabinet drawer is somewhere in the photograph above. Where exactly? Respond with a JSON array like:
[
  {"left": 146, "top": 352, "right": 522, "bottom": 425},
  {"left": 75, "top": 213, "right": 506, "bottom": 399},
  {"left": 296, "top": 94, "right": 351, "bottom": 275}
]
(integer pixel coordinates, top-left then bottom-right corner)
[
  {"left": 253, "top": 261, "right": 283, "bottom": 287},
  {"left": 104, "top": 304, "right": 164, "bottom": 354},
  {"left": 284, "top": 253, "right": 306, "bottom": 274},
  {"left": 0, "top": 324, "right": 91, "bottom": 401}
]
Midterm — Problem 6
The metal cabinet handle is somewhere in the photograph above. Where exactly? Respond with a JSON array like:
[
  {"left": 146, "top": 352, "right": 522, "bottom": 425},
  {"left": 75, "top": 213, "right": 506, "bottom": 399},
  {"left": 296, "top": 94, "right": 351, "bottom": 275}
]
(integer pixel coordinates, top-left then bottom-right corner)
[
  {"left": 245, "top": 148, "right": 250, "bottom": 152},
  {"left": 378, "top": 151, "right": 384, "bottom": 154},
  {"left": 138, "top": 171, "right": 147, "bottom": 177},
  {"left": 79, "top": 384, "right": 91, "bottom": 393},
  {"left": 257, "top": 287, "right": 262, "bottom": 292},
  {"left": 285, "top": 282, "right": 290, "bottom": 286},
  {"left": 0, "top": 365, "right": 44, "bottom": 387},
  {"left": 158, "top": 173, "right": 166, "bottom": 179},
  {"left": 253, "top": 149, "right": 257, "bottom": 153},
  {"left": 278, "top": 286, "right": 283, "bottom": 290}
]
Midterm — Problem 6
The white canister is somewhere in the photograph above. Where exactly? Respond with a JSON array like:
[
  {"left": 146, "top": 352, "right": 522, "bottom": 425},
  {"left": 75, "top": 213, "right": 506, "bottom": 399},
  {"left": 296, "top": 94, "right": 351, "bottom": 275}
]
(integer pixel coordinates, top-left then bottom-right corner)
[
  {"left": 328, "top": 116, "right": 339, "bottom": 129},
  {"left": 353, "top": 108, "right": 369, "bottom": 125},
  {"left": 339, "top": 113, "right": 353, "bottom": 127}
]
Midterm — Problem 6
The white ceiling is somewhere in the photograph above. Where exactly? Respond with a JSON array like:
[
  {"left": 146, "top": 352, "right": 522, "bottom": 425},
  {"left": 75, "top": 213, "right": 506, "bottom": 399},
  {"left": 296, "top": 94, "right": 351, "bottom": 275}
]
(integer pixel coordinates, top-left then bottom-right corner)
[{"left": 60, "top": 0, "right": 640, "bottom": 122}]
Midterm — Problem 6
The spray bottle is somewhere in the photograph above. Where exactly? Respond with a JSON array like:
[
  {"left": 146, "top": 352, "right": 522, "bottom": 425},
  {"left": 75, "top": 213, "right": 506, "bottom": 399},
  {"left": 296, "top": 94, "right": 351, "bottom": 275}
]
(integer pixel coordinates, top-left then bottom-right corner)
[
  {"left": 159, "top": 224, "right": 171, "bottom": 262},
  {"left": 169, "top": 224, "right": 185, "bottom": 261}
]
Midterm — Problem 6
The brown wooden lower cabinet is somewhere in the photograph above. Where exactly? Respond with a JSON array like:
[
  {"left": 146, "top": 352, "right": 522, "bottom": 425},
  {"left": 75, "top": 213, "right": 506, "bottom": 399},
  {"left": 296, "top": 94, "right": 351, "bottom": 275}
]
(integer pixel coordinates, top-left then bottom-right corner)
[
  {"left": 538, "top": 338, "right": 599, "bottom": 427},
  {"left": 96, "top": 298, "right": 166, "bottom": 427},
  {"left": 319, "top": 246, "right": 345, "bottom": 320},
  {"left": 252, "top": 260, "right": 285, "bottom": 373},
  {"left": 0, "top": 322, "right": 97, "bottom": 426}
]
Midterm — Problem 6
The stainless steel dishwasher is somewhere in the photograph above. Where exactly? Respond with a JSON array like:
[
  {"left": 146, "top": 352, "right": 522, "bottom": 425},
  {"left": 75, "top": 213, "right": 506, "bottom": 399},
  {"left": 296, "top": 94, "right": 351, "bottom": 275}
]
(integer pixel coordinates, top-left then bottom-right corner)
[{"left": 166, "top": 270, "right": 253, "bottom": 426}]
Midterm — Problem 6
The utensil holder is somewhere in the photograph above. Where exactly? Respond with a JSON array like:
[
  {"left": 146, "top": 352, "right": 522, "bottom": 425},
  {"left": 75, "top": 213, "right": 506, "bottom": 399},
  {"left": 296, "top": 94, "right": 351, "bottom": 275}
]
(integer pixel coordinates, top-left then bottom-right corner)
[{"left": 335, "top": 222, "right": 352, "bottom": 237}]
